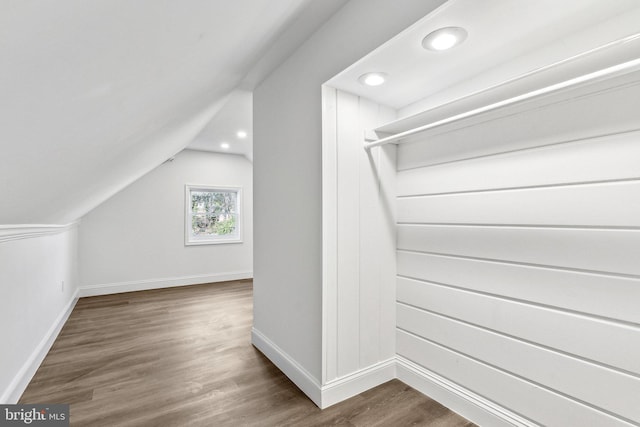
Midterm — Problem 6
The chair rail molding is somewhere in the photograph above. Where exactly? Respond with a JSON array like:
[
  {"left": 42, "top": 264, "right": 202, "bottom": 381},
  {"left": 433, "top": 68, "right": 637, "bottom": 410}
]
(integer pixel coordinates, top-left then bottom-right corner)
[{"left": 0, "top": 223, "right": 79, "bottom": 244}]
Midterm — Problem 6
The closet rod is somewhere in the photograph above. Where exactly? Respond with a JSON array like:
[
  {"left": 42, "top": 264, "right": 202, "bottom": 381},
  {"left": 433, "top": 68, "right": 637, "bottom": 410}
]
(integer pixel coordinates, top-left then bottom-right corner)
[{"left": 364, "top": 33, "right": 640, "bottom": 150}]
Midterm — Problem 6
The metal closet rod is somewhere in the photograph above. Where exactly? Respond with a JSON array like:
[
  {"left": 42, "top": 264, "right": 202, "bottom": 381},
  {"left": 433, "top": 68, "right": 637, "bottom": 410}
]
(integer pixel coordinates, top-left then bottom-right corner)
[{"left": 364, "top": 33, "right": 640, "bottom": 150}]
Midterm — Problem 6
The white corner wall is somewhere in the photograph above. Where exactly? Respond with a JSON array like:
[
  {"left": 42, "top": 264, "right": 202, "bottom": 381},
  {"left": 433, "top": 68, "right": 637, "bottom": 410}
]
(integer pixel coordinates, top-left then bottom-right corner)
[
  {"left": 252, "top": 0, "right": 447, "bottom": 408},
  {"left": 0, "top": 227, "right": 79, "bottom": 403},
  {"left": 78, "top": 149, "right": 252, "bottom": 296},
  {"left": 320, "top": 87, "right": 398, "bottom": 407}
]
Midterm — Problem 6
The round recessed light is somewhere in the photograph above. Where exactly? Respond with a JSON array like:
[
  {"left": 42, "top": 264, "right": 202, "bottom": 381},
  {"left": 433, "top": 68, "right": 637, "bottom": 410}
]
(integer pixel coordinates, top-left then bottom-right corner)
[
  {"left": 236, "top": 130, "right": 247, "bottom": 139},
  {"left": 358, "top": 72, "right": 387, "bottom": 87},
  {"left": 220, "top": 142, "right": 230, "bottom": 149},
  {"left": 422, "top": 27, "right": 468, "bottom": 51}
]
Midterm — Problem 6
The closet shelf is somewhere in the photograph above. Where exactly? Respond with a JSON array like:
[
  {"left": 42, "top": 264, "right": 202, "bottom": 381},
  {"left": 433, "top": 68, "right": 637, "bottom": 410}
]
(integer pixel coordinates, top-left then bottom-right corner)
[{"left": 364, "top": 33, "right": 640, "bottom": 150}]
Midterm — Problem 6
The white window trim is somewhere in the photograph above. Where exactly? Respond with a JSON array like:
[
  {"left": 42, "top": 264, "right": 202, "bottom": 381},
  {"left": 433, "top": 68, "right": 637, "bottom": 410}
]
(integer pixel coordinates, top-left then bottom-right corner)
[{"left": 185, "top": 184, "right": 242, "bottom": 246}]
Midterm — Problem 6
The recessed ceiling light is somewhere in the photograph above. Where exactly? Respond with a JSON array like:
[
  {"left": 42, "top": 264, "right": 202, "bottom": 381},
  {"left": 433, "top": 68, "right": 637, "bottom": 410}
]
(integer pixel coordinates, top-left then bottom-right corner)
[
  {"left": 220, "top": 142, "right": 230, "bottom": 149},
  {"left": 358, "top": 72, "right": 387, "bottom": 87},
  {"left": 422, "top": 27, "right": 468, "bottom": 51},
  {"left": 236, "top": 130, "right": 247, "bottom": 139}
]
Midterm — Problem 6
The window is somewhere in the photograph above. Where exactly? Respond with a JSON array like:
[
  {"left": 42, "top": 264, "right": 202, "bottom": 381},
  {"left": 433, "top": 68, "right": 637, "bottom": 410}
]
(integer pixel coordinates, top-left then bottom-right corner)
[{"left": 185, "top": 185, "right": 241, "bottom": 245}]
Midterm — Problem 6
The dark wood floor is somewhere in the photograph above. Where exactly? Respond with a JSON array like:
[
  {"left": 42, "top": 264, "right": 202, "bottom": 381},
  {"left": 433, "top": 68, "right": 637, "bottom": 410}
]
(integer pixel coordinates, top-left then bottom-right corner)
[{"left": 20, "top": 280, "right": 474, "bottom": 426}]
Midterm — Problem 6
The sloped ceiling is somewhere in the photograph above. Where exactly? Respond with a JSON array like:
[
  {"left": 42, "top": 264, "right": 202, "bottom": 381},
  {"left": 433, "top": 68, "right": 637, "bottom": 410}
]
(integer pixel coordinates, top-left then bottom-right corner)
[
  {"left": 187, "top": 90, "right": 253, "bottom": 160},
  {"left": 0, "top": 0, "right": 346, "bottom": 225}
]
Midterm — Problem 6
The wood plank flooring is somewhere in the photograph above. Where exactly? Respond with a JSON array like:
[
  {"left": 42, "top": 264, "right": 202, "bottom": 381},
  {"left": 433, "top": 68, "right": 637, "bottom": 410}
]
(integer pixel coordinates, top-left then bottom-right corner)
[{"left": 20, "top": 280, "right": 475, "bottom": 426}]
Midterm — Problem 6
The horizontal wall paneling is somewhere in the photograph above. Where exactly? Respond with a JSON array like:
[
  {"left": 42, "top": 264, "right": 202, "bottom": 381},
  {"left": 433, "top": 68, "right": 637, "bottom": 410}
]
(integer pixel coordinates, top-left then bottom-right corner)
[
  {"left": 397, "top": 130, "right": 640, "bottom": 197},
  {"left": 397, "top": 225, "right": 640, "bottom": 277},
  {"left": 397, "top": 331, "right": 635, "bottom": 426},
  {"left": 397, "top": 250, "right": 640, "bottom": 324},
  {"left": 397, "top": 180, "right": 640, "bottom": 227},
  {"left": 397, "top": 303, "right": 640, "bottom": 422},
  {"left": 397, "top": 277, "right": 640, "bottom": 376},
  {"left": 377, "top": 42, "right": 640, "bottom": 425}
]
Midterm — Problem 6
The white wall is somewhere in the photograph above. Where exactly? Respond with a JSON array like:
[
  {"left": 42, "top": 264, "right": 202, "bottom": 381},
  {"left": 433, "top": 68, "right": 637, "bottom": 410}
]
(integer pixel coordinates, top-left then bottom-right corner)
[
  {"left": 79, "top": 149, "right": 252, "bottom": 296},
  {"left": 321, "top": 87, "right": 397, "bottom": 401},
  {"left": 394, "top": 64, "right": 640, "bottom": 425},
  {"left": 252, "top": 0, "right": 447, "bottom": 407},
  {"left": 0, "top": 227, "right": 79, "bottom": 403}
]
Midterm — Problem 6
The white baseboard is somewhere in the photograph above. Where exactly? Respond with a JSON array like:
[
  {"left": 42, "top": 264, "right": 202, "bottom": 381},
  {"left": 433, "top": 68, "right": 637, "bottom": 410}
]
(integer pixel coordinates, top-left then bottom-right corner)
[
  {"left": 251, "top": 328, "right": 323, "bottom": 406},
  {"left": 79, "top": 271, "right": 253, "bottom": 297},
  {"left": 251, "top": 336, "right": 526, "bottom": 423},
  {"left": 245, "top": 340, "right": 532, "bottom": 423},
  {"left": 321, "top": 358, "right": 396, "bottom": 409},
  {"left": 252, "top": 328, "right": 396, "bottom": 409},
  {"left": 396, "top": 356, "right": 535, "bottom": 427},
  {"left": 1, "top": 289, "right": 79, "bottom": 404}
]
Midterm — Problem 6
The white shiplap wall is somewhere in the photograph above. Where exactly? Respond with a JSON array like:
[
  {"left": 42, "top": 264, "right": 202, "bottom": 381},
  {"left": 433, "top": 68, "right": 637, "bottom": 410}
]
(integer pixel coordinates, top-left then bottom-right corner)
[
  {"left": 394, "top": 71, "right": 640, "bottom": 425},
  {"left": 322, "top": 87, "right": 397, "bottom": 392}
]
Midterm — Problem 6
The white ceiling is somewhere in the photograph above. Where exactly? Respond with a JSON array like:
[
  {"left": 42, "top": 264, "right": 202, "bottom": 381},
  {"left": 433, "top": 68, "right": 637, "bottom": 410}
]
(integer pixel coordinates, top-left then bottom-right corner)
[
  {"left": 187, "top": 0, "right": 350, "bottom": 160},
  {"left": 0, "top": 0, "right": 347, "bottom": 224},
  {"left": 188, "top": 90, "right": 253, "bottom": 160},
  {"left": 7, "top": 0, "right": 638, "bottom": 225},
  {"left": 328, "top": 0, "right": 640, "bottom": 116}
]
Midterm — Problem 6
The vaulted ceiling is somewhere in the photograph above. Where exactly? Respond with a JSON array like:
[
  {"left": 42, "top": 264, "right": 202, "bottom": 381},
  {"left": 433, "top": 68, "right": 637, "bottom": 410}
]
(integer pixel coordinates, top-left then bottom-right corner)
[
  {"left": 5, "top": 0, "right": 638, "bottom": 226},
  {"left": 0, "top": 0, "right": 347, "bottom": 224}
]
